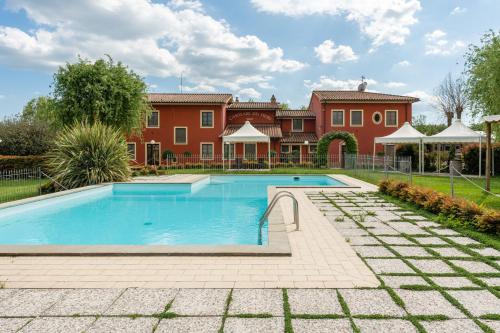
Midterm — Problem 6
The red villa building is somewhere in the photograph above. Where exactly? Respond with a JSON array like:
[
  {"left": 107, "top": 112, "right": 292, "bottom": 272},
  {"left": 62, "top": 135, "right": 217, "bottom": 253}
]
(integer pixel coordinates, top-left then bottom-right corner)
[{"left": 127, "top": 89, "right": 419, "bottom": 166}]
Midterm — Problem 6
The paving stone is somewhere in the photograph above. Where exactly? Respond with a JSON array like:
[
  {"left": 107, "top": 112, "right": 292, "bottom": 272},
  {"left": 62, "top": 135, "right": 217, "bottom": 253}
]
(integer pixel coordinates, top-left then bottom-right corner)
[
  {"left": 0, "top": 318, "right": 31, "bottom": 333},
  {"left": 352, "top": 246, "right": 395, "bottom": 257},
  {"left": 87, "top": 317, "right": 157, "bottom": 333},
  {"left": 338, "top": 228, "right": 370, "bottom": 237},
  {"left": 420, "top": 319, "right": 483, "bottom": 333},
  {"left": 156, "top": 317, "right": 221, "bottom": 333},
  {"left": 354, "top": 319, "right": 418, "bottom": 333},
  {"left": 415, "top": 221, "right": 441, "bottom": 228},
  {"left": 381, "top": 275, "right": 429, "bottom": 288},
  {"left": 169, "top": 289, "right": 229, "bottom": 315},
  {"left": 0, "top": 289, "right": 68, "bottom": 316},
  {"left": 450, "top": 260, "right": 498, "bottom": 273},
  {"left": 224, "top": 318, "right": 284, "bottom": 333},
  {"left": 339, "top": 289, "right": 405, "bottom": 316},
  {"left": 377, "top": 236, "right": 413, "bottom": 245},
  {"left": 105, "top": 288, "right": 177, "bottom": 315},
  {"left": 481, "top": 320, "right": 500, "bottom": 333},
  {"left": 396, "top": 290, "right": 465, "bottom": 318},
  {"left": 287, "top": 289, "right": 342, "bottom": 315},
  {"left": 472, "top": 247, "right": 500, "bottom": 257},
  {"left": 480, "top": 277, "right": 500, "bottom": 287},
  {"left": 367, "top": 225, "right": 400, "bottom": 235},
  {"left": 365, "top": 259, "right": 414, "bottom": 274},
  {"left": 431, "top": 277, "right": 478, "bottom": 288},
  {"left": 446, "top": 237, "right": 480, "bottom": 245},
  {"left": 431, "top": 247, "right": 470, "bottom": 257},
  {"left": 404, "top": 215, "right": 427, "bottom": 221},
  {"left": 386, "top": 222, "right": 428, "bottom": 235},
  {"left": 429, "top": 228, "right": 460, "bottom": 236},
  {"left": 407, "top": 259, "right": 455, "bottom": 274},
  {"left": 448, "top": 290, "right": 500, "bottom": 316},
  {"left": 391, "top": 246, "right": 430, "bottom": 257},
  {"left": 348, "top": 236, "right": 380, "bottom": 245},
  {"left": 229, "top": 289, "right": 282, "bottom": 316},
  {"left": 19, "top": 317, "right": 94, "bottom": 333},
  {"left": 0, "top": 289, "right": 17, "bottom": 303},
  {"left": 328, "top": 217, "right": 356, "bottom": 225},
  {"left": 414, "top": 237, "right": 448, "bottom": 245},
  {"left": 292, "top": 319, "right": 352, "bottom": 333},
  {"left": 45, "top": 288, "right": 123, "bottom": 315}
]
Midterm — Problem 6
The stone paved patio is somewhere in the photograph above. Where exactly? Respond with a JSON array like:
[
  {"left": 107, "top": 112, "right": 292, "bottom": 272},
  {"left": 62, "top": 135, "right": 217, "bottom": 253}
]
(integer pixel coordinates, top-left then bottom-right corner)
[{"left": 0, "top": 190, "right": 498, "bottom": 332}]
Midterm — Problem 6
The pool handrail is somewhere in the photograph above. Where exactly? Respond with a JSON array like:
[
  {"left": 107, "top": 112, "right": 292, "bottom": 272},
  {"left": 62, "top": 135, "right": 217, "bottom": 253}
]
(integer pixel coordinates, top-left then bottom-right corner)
[{"left": 258, "top": 190, "right": 299, "bottom": 245}]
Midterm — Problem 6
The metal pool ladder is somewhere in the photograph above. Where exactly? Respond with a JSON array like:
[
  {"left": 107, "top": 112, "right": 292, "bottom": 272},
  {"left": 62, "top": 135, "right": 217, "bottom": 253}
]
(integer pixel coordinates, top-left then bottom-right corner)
[{"left": 258, "top": 190, "right": 299, "bottom": 245}]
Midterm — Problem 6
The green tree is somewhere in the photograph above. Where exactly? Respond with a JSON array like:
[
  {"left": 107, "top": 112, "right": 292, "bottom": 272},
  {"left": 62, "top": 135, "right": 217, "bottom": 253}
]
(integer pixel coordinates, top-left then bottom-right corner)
[
  {"left": 412, "top": 115, "right": 447, "bottom": 136},
  {"left": 280, "top": 103, "right": 289, "bottom": 110},
  {"left": 21, "top": 96, "right": 58, "bottom": 127},
  {"left": 0, "top": 116, "right": 55, "bottom": 156},
  {"left": 52, "top": 57, "right": 152, "bottom": 133}
]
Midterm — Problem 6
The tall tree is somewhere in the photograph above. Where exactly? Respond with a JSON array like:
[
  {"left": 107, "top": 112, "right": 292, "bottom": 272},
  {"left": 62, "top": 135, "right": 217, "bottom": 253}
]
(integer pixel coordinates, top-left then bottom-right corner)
[
  {"left": 433, "top": 73, "right": 468, "bottom": 126},
  {"left": 21, "top": 96, "right": 58, "bottom": 127},
  {"left": 52, "top": 57, "right": 152, "bottom": 133}
]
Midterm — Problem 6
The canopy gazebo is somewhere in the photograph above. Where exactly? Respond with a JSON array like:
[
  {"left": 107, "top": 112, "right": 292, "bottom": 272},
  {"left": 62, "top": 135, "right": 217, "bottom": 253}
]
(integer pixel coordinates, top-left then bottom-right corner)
[
  {"left": 423, "top": 119, "right": 486, "bottom": 176},
  {"left": 373, "top": 122, "right": 427, "bottom": 173},
  {"left": 483, "top": 115, "right": 500, "bottom": 190},
  {"left": 222, "top": 121, "right": 271, "bottom": 170}
]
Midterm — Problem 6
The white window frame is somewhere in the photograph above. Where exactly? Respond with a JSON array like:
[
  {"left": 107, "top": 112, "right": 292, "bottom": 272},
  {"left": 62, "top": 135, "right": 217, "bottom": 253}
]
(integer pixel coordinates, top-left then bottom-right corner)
[
  {"left": 331, "top": 109, "right": 345, "bottom": 127},
  {"left": 385, "top": 110, "right": 398, "bottom": 127},
  {"left": 126, "top": 142, "right": 137, "bottom": 160},
  {"left": 308, "top": 144, "right": 317, "bottom": 154},
  {"left": 243, "top": 143, "right": 257, "bottom": 160},
  {"left": 372, "top": 111, "right": 382, "bottom": 125},
  {"left": 146, "top": 110, "right": 160, "bottom": 128},
  {"left": 223, "top": 143, "right": 235, "bottom": 160},
  {"left": 174, "top": 126, "right": 188, "bottom": 145},
  {"left": 350, "top": 109, "right": 364, "bottom": 127},
  {"left": 200, "top": 142, "right": 214, "bottom": 160},
  {"left": 291, "top": 118, "right": 304, "bottom": 132},
  {"left": 200, "top": 110, "right": 214, "bottom": 128},
  {"left": 281, "top": 144, "right": 290, "bottom": 153}
]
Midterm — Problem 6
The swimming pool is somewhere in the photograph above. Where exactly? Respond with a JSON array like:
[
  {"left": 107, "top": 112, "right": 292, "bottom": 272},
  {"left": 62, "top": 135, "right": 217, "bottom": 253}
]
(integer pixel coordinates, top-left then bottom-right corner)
[{"left": 0, "top": 175, "right": 346, "bottom": 246}]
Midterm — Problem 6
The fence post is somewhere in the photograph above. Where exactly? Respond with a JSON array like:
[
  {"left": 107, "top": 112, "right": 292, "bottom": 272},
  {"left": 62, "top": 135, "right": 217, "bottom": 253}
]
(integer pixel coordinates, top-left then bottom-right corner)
[
  {"left": 409, "top": 157, "right": 412, "bottom": 184},
  {"left": 450, "top": 167, "right": 454, "bottom": 198},
  {"left": 384, "top": 156, "right": 388, "bottom": 179}
]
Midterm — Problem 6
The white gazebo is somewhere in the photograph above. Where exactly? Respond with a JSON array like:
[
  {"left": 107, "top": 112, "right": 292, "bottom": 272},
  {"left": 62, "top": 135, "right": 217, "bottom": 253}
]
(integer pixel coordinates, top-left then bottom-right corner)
[
  {"left": 373, "top": 122, "right": 427, "bottom": 173},
  {"left": 423, "top": 119, "right": 486, "bottom": 176},
  {"left": 222, "top": 121, "right": 271, "bottom": 170}
]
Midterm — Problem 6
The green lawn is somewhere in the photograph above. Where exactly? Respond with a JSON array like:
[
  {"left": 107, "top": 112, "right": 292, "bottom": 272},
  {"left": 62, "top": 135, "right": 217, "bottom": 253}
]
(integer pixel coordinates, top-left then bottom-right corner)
[{"left": 0, "top": 179, "right": 48, "bottom": 204}]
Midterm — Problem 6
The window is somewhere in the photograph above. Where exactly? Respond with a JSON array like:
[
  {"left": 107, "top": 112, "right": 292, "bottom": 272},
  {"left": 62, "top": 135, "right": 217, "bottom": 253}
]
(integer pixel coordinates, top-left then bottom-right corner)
[
  {"left": 308, "top": 145, "right": 317, "bottom": 154},
  {"left": 350, "top": 110, "right": 363, "bottom": 127},
  {"left": 174, "top": 127, "right": 187, "bottom": 144},
  {"left": 127, "top": 143, "right": 136, "bottom": 160},
  {"left": 385, "top": 110, "right": 398, "bottom": 127},
  {"left": 292, "top": 119, "right": 303, "bottom": 132},
  {"left": 223, "top": 143, "right": 235, "bottom": 160},
  {"left": 372, "top": 112, "right": 382, "bottom": 124},
  {"left": 244, "top": 143, "right": 257, "bottom": 160},
  {"left": 147, "top": 111, "right": 159, "bottom": 128},
  {"left": 281, "top": 145, "right": 290, "bottom": 153},
  {"left": 200, "top": 143, "right": 214, "bottom": 160},
  {"left": 200, "top": 111, "right": 214, "bottom": 128},
  {"left": 331, "top": 110, "right": 344, "bottom": 126}
]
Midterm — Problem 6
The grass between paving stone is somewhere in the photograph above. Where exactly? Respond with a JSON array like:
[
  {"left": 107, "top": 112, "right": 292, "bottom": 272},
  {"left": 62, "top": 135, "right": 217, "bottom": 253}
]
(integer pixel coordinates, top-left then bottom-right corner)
[
  {"left": 316, "top": 191, "right": 498, "bottom": 333},
  {"left": 336, "top": 290, "right": 360, "bottom": 333},
  {"left": 282, "top": 289, "right": 293, "bottom": 333},
  {"left": 217, "top": 289, "right": 233, "bottom": 333}
]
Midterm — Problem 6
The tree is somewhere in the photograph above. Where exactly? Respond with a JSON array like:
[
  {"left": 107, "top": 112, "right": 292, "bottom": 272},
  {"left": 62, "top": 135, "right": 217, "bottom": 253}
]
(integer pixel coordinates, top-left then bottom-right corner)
[
  {"left": 433, "top": 73, "right": 468, "bottom": 126},
  {"left": 280, "top": 103, "right": 289, "bottom": 110},
  {"left": 0, "top": 116, "right": 55, "bottom": 156},
  {"left": 52, "top": 57, "right": 152, "bottom": 133},
  {"left": 21, "top": 96, "right": 58, "bottom": 127},
  {"left": 412, "top": 115, "right": 447, "bottom": 135}
]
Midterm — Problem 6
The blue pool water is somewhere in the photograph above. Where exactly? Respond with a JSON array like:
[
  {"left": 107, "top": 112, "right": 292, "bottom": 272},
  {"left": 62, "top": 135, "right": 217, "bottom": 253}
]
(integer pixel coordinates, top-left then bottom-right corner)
[{"left": 0, "top": 175, "right": 345, "bottom": 245}]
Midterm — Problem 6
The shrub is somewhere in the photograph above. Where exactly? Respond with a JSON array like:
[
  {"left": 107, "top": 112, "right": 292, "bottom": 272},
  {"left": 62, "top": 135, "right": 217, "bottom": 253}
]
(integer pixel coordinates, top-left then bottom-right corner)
[
  {"left": 316, "top": 131, "right": 358, "bottom": 167},
  {"left": 183, "top": 151, "right": 192, "bottom": 157},
  {"left": 463, "top": 144, "right": 500, "bottom": 174},
  {"left": 0, "top": 117, "right": 55, "bottom": 156},
  {"left": 379, "top": 179, "right": 499, "bottom": 234},
  {"left": 0, "top": 155, "right": 47, "bottom": 171},
  {"left": 46, "top": 122, "right": 131, "bottom": 189}
]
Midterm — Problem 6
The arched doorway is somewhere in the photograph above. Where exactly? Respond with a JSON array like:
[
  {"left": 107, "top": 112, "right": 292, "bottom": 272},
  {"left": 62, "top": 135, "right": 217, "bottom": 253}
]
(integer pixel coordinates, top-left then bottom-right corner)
[{"left": 316, "top": 131, "right": 358, "bottom": 167}]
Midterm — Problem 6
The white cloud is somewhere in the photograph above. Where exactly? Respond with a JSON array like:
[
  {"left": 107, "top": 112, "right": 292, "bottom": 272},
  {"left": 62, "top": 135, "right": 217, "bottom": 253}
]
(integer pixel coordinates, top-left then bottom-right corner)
[
  {"left": 304, "top": 76, "right": 377, "bottom": 91},
  {"left": 450, "top": 6, "right": 466, "bottom": 15},
  {"left": 0, "top": 0, "right": 305, "bottom": 93},
  {"left": 395, "top": 60, "right": 411, "bottom": 67},
  {"left": 238, "top": 88, "right": 261, "bottom": 100},
  {"left": 257, "top": 82, "right": 275, "bottom": 89},
  {"left": 182, "top": 83, "right": 216, "bottom": 92},
  {"left": 251, "top": 0, "right": 421, "bottom": 48},
  {"left": 384, "top": 81, "right": 406, "bottom": 88},
  {"left": 424, "top": 29, "right": 465, "bottom": 56},
  {"left": 314, "top": 40, "right": 358, "bottom": 64},
  {"left": 405, "top": 89, "right": 439, "bottom": 121}
]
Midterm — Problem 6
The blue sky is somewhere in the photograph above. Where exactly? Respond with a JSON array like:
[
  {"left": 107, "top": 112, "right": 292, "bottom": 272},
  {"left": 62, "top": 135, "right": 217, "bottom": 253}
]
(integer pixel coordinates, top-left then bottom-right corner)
[{"left": 0, "top": 0, "right": 499, "bottom": 123}]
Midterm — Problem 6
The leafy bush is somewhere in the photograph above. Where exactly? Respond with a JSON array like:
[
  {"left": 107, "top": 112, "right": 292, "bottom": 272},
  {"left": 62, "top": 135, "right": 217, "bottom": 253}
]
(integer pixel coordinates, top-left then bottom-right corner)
[
  {"left": 183, "top": 151, "right": 192, "bottom": 157},
  {"left": 316, "top": 131, "right": 358, "bottom": 167},
  {"left": 396, "top": 144, "right": 418, "bottom": 170},
  {"left": 463, "top": 144, "right": 500, "bottom": 174},
  {"left": 0, "top": 117, "right": 55, "bottom": 156},
  {"left": 0, "top": 155, "right": 47, "bottom": 171},
  {"left": 46, "top": 122, "right": 131, "bottom": 189},
  {"left": 379, "top": 179, "right": 498, "bottom": 234}
]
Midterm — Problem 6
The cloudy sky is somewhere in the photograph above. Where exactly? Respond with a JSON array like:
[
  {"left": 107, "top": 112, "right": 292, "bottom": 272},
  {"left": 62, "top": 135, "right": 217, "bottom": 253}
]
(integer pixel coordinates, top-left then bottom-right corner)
[{"left": 0, "top": 0, "right": 498, "bottom": 122}]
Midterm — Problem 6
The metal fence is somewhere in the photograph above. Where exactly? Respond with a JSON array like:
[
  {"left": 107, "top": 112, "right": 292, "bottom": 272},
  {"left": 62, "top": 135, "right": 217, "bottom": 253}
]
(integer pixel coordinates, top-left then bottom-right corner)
[{"left": 0, "top": 167, "right": 46, "bottom": 203}]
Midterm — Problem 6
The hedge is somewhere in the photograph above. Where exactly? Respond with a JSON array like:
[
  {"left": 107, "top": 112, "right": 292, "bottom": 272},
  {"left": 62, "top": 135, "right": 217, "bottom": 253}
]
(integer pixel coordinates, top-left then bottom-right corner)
[
  {"left": 379, "top": 179, "right": 499, "bottom": 234},
  {"left": 463, "top": 144, "right": 500, "bottom": 174},
  {"left": 0, "top": 155, "right": 47, "bottom": 171},
  {"left": 316, "top": 131, "right": 358, "bottom": 167}
]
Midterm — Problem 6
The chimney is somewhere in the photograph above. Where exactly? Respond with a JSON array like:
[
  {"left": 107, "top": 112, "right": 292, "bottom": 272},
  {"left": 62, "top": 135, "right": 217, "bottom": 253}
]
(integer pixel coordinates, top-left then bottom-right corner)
[
  {"left": 270, "top": 94, "right": 276, "bottom": 103},
  {"left": 235, "top": 96, "right": 239, "bottom": 102},
  {"left": 358, "top": 76, "right": 367, "bottom": 92}
]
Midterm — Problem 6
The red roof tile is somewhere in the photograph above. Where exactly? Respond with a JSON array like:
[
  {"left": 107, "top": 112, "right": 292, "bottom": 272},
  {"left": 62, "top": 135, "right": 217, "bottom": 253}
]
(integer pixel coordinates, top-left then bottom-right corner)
[
  {"left": 221, "top": 124, "right": 282, "bottom": 138},
  {"left": 227, "top": 102, "right": 280, "bottom": 110},
  {"left": 281, "top": 132, "right": 318, "bottom": 143},
  {"left": 276, "top": 109, "right": 316, "bottom": 118},
  {"left": 313, "top": 91, "right": 419, "bottom": 103},
  {"left": 148, "top": 93, "right": 232, "bottom": 104}
]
